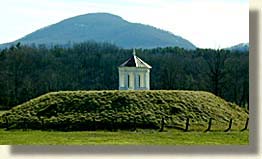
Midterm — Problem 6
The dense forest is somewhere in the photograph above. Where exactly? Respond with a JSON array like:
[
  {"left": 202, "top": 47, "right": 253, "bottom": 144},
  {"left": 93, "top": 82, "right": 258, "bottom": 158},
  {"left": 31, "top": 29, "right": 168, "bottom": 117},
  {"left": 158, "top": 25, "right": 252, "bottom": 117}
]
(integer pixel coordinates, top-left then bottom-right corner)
[{"left": 0, "top": 42, "right": 248, "bottom": 109}]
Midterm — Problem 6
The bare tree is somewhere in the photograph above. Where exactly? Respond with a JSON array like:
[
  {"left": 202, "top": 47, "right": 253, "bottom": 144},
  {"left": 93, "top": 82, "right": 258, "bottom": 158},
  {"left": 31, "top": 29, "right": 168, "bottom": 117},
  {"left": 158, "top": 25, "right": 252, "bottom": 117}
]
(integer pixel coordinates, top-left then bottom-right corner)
[{"left": 204, "top": 49, "right": 228, "bottom": 96}]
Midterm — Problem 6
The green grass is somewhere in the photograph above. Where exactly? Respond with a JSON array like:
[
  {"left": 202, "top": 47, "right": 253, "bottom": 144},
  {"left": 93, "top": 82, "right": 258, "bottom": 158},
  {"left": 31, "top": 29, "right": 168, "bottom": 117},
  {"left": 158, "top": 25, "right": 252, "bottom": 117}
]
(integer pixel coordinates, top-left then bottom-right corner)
[
  {"left": 0, "top": 129, "right": 248, "bottom": 145},
  {"left": 0, "top": 91, "right": 248, "bottom": 145},
  {"left": 0, "top": 90, "right": 248, "bottom": 131},
  {"left": 0, "top": 111, "right": 7, "bottom": 115}
]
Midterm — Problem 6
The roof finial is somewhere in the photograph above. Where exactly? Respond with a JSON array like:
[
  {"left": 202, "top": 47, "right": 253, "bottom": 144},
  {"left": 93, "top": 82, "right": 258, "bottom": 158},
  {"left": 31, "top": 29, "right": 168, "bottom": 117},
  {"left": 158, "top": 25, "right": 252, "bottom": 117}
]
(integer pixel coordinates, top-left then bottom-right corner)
[{"left": 133, "top": 48, "right": 136, "bottom": 56}]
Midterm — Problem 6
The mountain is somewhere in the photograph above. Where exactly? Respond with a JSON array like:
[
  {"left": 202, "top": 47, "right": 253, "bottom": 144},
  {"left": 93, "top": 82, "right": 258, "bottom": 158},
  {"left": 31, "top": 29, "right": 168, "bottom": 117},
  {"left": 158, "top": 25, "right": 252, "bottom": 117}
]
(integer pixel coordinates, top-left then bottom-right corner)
[
  {"left": 226, "top": 43, "right": 249, "bottom": 52},
  {"left": 0, "top": 13, "right": 196, "bottom": 50}
]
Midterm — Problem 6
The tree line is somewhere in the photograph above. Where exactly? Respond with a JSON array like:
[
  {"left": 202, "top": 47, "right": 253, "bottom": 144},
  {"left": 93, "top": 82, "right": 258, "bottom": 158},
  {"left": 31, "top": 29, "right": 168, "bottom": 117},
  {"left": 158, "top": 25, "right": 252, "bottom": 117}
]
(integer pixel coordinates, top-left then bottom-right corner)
[{"left": 0, "top": 42, "right": 248, "bottom": 109}]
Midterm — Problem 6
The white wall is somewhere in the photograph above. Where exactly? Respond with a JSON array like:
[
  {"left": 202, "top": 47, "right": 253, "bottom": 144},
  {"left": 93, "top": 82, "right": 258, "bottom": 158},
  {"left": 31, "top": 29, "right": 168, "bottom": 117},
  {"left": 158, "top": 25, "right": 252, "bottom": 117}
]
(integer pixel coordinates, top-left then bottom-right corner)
[{"left": 118, "top": 67, "right": 150, "bottom": 90}]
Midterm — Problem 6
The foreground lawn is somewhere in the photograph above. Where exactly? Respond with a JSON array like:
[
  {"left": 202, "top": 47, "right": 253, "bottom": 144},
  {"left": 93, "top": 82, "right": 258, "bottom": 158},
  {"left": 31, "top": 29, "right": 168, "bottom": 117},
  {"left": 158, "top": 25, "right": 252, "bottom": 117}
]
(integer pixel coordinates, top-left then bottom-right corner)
[{"left": 0, "top": 129, "right": 248, "bottom": 145}]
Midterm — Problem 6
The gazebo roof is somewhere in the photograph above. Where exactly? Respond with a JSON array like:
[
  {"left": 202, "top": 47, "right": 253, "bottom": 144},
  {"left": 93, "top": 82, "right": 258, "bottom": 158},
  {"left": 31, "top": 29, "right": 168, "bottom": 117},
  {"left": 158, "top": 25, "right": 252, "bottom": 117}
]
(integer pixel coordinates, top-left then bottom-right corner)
[{"left": 119, "top": 49, "right": 152, "bottom": 69}]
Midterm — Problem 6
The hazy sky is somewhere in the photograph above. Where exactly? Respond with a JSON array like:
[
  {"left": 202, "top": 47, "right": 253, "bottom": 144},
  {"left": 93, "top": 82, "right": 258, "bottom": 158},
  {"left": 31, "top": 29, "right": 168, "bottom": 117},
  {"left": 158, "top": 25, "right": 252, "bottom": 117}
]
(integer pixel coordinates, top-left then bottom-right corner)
[{"left": 0, "top": 0, "right": 248, "bottom": 48}]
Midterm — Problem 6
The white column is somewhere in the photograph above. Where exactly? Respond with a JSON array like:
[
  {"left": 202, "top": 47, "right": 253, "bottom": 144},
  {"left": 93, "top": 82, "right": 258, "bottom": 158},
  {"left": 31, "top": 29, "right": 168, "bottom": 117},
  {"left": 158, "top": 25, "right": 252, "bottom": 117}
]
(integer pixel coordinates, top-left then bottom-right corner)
[
  {"left": 144, "top": 71, "right": 147, "bottom": 90},
  {"left": 146, "top": 70, "right": 150, "bottom": 90}
]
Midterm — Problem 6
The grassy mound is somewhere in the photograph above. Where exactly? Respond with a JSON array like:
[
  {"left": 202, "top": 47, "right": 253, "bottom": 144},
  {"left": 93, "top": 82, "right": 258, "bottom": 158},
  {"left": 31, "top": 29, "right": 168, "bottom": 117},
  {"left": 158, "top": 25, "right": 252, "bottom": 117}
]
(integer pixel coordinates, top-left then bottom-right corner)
[{"left": 0, "top": 90, "right": 248, "bottom": 131}]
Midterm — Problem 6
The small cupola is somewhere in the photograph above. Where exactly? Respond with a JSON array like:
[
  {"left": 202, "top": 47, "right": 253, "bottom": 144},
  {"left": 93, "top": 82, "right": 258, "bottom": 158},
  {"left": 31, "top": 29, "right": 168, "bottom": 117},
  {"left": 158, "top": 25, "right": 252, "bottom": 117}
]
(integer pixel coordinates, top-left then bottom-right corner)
[{"left": 118, "top": 49, "right": 151, "bottom": 90}]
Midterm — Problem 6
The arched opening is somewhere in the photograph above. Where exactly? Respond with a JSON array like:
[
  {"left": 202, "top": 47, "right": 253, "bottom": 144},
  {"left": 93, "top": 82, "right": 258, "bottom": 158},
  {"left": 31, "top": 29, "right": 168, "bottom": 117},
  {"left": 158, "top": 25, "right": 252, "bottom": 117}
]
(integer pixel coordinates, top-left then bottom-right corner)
[
  {"left": 138, "top": 75, "right": 141, "bottom": 88},
  {"left": 127, "top": 74, "right": 130, "bottom": 88}
]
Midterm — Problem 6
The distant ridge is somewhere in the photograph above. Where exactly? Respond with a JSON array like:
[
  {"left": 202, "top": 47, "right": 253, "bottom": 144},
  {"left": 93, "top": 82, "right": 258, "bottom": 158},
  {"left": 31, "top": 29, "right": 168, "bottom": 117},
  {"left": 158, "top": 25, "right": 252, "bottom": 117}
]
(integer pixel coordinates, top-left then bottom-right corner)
[
  {"left": 0, "top": 13, "right": 196, "bottom": 50},
  {"left": 226, "top": 43, "right": 249, "bottom": 52}
]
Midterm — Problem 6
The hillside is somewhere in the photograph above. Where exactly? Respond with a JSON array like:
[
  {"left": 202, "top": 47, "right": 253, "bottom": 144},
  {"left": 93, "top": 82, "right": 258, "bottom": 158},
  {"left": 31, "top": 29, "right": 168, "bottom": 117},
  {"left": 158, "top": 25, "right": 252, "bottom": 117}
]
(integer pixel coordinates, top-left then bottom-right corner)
[
  {"left": 226, "top": 43, "right": 249, "bottom": 52},
  {"left": 0, "top": 13, "right": 196, "bottom": 50},
  {"left": 0, "top": 90, "right": 248, "bottom": 131}
]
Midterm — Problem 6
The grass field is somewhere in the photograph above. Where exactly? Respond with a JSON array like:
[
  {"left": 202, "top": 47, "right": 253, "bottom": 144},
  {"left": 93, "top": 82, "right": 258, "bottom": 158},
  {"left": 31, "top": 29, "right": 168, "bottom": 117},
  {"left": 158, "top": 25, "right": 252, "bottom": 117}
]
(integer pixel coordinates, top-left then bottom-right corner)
[
  {"left": 0, "top": 129, "right": 248, "bottom": 145},
  {"left": 0, "top": 91, "right": 248, "bottom": 145}
]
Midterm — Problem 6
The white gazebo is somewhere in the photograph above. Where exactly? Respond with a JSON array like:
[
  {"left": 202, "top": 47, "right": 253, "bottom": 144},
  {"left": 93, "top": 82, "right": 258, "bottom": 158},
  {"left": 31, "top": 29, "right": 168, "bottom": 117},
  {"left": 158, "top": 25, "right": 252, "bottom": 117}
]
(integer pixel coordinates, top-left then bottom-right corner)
[{"left": 118, "top": 49, "right": 152, "bottom": 90}]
